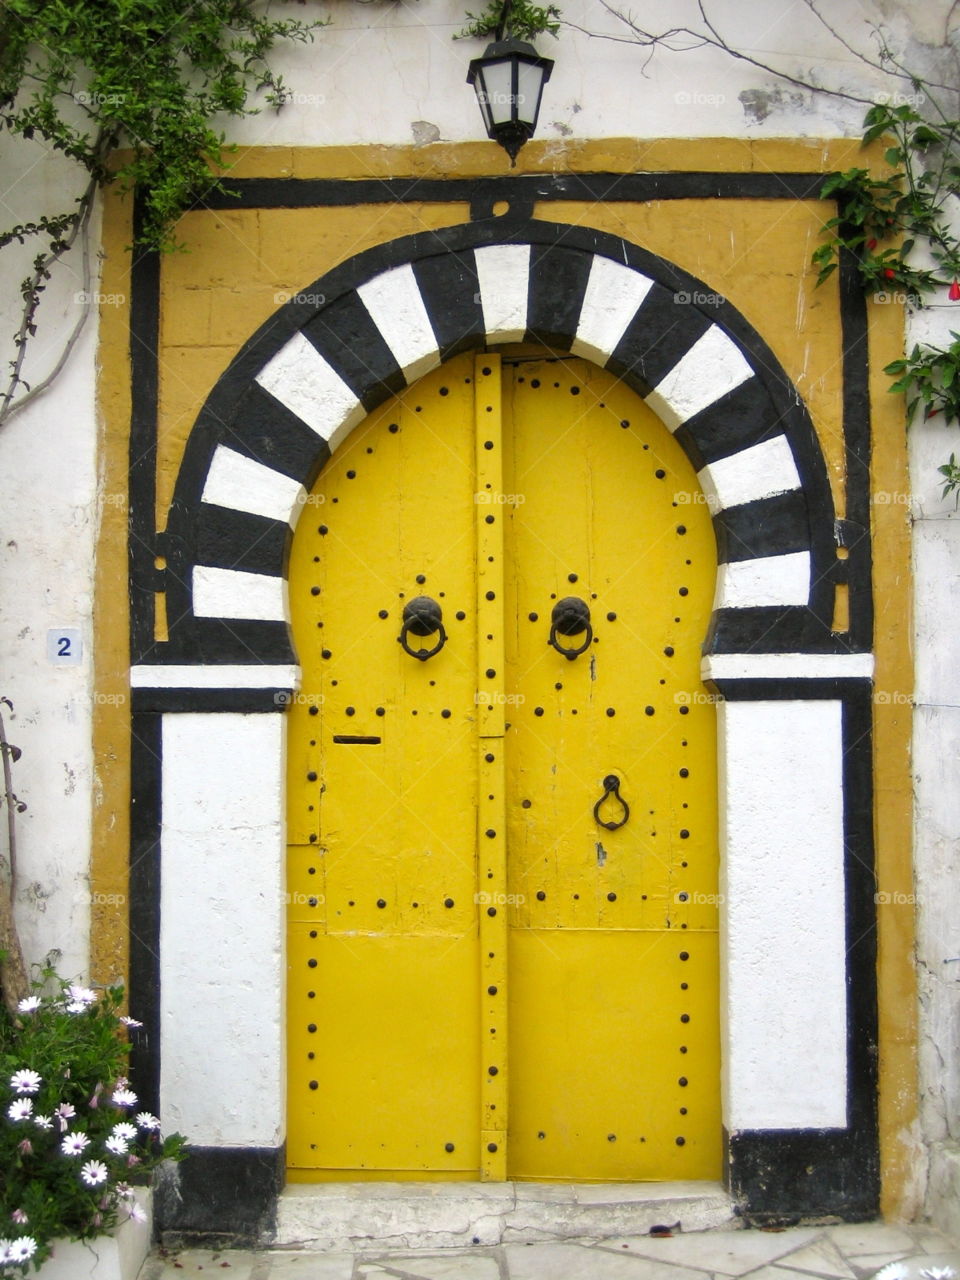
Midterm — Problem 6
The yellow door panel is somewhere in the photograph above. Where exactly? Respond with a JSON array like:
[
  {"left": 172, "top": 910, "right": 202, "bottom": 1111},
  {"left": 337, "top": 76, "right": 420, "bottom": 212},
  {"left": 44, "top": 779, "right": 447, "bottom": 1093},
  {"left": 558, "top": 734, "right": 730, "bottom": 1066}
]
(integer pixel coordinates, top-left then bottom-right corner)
[
  {"left": 502, "top": 358, "right": 720, "bottom": 1180},
  {"left": 287, "top": 350, "right": 719, "bottom": 1181},
  {"left": 287, "top": 354, "right": 483, "bottom": 1176},
  {"left": 507, "top": 931, "right": 721, "bottom": 1179}
]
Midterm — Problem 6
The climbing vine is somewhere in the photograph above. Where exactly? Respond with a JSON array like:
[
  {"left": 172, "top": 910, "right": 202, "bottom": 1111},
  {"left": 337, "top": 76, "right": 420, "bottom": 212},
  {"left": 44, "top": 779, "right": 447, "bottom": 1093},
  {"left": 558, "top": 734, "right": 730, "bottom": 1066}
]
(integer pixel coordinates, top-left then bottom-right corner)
[{"left": 0, "top": 0, "right": 321, "bottom": 428}]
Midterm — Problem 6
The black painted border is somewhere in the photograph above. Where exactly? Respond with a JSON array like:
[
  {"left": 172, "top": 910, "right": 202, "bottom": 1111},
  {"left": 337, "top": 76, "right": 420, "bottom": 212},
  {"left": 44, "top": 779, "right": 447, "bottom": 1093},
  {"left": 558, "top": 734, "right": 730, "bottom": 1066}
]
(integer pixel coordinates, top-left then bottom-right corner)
[
  {"left": 155, "top": 1144, "right": 285, "bottom": 1245},
  {"left": 128, "top": 712, "right": 162, "bottom": 1118}
]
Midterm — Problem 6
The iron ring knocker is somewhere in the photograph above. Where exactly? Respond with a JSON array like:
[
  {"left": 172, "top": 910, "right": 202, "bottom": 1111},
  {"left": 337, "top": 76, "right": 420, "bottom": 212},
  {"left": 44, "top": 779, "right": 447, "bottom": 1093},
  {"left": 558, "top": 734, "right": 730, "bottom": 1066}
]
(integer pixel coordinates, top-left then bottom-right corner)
[
  {"left": 593, "top": 774, "right": 630, "bottom": 831},
  {"left": 398, "top": 596, "right": 447, "bottom": 661},
  {"left": 548, "top": 596, "right": 593, "bottom": 661}
]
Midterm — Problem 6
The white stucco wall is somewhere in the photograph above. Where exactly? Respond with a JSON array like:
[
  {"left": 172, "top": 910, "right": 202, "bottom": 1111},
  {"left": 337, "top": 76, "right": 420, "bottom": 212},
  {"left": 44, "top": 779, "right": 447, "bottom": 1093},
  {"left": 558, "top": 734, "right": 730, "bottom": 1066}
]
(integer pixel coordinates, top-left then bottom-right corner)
[{"left": 0, "top": 133, "right": 102, "bottom": 981}]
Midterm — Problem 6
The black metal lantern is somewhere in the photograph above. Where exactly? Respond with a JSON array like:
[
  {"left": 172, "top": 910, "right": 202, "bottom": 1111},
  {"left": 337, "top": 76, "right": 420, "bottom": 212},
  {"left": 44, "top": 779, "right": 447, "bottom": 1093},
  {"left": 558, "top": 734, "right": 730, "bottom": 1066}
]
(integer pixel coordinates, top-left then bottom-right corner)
[{"left": 467, "top": 38, "right": 554, "bottom": 165}]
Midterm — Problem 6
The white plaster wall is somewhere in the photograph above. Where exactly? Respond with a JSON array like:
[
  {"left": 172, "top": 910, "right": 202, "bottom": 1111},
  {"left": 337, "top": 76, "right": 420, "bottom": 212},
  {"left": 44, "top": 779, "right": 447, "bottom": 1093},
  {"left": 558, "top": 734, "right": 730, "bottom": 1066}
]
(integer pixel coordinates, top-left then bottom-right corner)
[
  {"left": 218, "top": 0, "right": 945, "bottom": 149},
  {"left": 159, "top": 713, "right": 286, "bottom": 1147},
  {"left": 0, "top": 129, "right": 102, "bottom": 982},
  {"left": 719, "top": 699, "right": 848, "bottom": 1132}
]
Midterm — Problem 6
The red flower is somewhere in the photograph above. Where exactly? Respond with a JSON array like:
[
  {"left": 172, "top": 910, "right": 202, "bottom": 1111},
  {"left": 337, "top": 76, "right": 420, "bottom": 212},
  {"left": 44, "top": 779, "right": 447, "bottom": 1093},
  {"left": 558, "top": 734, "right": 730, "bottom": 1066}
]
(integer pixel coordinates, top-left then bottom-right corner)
[
  {"left": 867, "top": 238, "right": 878, "bottom": 250},
  {"left": 949, "top": 280, "right": 960, "bottom": 301},
  {"left": 884, "top": 268, "right": 896, "bottom": 280}
]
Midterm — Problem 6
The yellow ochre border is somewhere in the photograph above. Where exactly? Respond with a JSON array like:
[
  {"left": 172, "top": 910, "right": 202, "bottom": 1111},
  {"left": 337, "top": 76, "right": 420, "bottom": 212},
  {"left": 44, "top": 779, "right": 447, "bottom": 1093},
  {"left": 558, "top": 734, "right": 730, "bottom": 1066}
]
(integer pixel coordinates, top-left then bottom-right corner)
[{"left": 91, "top": 137, "right": 915, "bottom": 1217}]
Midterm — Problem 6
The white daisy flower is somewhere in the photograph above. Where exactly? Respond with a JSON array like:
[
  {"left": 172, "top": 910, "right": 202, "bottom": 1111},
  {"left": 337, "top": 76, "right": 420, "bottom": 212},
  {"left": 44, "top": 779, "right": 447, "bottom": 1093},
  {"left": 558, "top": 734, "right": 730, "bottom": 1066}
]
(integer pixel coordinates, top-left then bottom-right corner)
[
  {"left": 135, "top": 1111, "right": 160, "bottom": 1131},
  {"left": 119, "top": 1016, "right": 143, "bottom": 1027},
  {"left": 8, "top": 1236, "right": 37, "bottom": 1262},
  {"left": 16, "top": 996, "right": 41, "bottom": 1013},
  {"left": 10, "top": 1069, "right": 41, "bottom": 1095},
  {"left": 115, "top": 1182, "right": 134, "bottom": 1200},
  {"left": 128, "top": 1202, "right": 147, "bottom": 1224},
  {"left": 921, "top": 1269, "right": 959, "bottom": 1280},
  {"left": 80, "top": 1160, "right": 109, "bottom": 1187},
  {"left": 66, "top": 985, "right": 97, "bottom": 1005},
  {"left": 61, "top": 1132, "right": 90, "bottom": 1156},
  {"left": 0, "top": 1240, "right": 12, "bottom": 1264},
  {"left": 113, "top": 1088, "right": 138, "bottom": 1108},
  {"left": 112, "top": 1122, "right": 138, "bottom": 1142},
  {"left": 9, "top": 1211, "right": 27, "bottom": 1225},
  {"left": 65, "top": 1001, "right": 89, "bottom": 1014},
  {"left": 32, "top": 1114, "right": 52, "bottom": 1131},
  {"left": 7, "top": 1099, "right": 33, "bottom": 1122},
  {"left": 105, "top": 1135, "right": 129, "bottom": 1156}
]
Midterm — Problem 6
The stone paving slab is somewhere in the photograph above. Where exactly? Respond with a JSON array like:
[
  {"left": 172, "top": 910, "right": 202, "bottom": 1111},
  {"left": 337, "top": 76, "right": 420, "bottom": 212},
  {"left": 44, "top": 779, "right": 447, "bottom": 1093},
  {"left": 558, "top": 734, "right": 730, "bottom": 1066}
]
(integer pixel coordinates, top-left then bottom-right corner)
[{"left": 139, "top": 1223, "right": 960, "bottom": 1280}]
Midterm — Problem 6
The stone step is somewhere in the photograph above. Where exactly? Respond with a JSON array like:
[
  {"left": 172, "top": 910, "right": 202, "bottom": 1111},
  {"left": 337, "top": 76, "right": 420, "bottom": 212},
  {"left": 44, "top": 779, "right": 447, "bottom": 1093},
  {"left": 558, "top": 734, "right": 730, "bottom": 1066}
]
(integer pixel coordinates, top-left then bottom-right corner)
[{"left": 275, "top": 1181, "right": 736, "bottom": 1251}]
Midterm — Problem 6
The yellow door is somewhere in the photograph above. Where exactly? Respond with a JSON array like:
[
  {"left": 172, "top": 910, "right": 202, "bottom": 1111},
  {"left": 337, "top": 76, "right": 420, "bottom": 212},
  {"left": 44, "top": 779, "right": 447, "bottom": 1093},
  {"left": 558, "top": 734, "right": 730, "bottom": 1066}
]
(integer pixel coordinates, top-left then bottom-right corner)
[{"left": 287, "top": 351, "right": 720, "bottom": 1182}]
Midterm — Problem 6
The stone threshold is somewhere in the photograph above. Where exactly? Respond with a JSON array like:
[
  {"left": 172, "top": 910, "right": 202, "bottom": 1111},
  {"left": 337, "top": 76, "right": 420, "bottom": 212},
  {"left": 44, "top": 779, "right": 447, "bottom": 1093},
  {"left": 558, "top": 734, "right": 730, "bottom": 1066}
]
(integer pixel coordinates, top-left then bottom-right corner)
[{"left": 275, "top": 1180, "right": 736, "bottom": 1251}]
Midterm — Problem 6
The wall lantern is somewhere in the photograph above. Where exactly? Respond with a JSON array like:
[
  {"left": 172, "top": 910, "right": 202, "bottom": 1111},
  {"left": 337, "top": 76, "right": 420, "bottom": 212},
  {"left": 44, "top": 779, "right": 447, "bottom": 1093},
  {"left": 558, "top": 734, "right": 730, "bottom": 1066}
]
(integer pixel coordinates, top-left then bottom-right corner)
[{"left": 467, "top": 38, "right": 554, "bottom": 166}]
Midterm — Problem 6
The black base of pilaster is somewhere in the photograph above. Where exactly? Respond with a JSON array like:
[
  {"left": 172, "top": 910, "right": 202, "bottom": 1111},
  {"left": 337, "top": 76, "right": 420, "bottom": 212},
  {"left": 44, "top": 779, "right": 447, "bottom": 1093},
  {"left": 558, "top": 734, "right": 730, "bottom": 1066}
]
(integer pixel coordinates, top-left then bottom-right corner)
[
  {"left": 727, "top": 1129, "right": 880, "bottom": 1225},
  {"left": 155, "top": 1144, "right": 285, "bottom": 1247}
]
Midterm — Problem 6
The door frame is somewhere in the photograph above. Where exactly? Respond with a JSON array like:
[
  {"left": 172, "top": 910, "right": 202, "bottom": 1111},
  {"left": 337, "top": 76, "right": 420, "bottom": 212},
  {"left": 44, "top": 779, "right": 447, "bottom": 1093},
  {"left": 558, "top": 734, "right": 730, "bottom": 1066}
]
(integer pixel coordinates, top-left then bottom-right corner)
[{"left": 128, "top": 218, "right": 878, "bottom": 1231}]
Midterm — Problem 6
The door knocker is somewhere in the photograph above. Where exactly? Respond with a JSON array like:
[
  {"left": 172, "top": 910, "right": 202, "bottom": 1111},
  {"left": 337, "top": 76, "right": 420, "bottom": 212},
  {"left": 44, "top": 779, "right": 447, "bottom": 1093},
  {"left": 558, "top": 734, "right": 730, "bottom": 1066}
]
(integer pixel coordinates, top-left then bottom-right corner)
[
  {"left": 548, "top": 596, "right": 592, "bottom": 660},
  {"left": 398, "top": 596, "right": 447, "bottom": 661},
  {"left": 593, "top": 774, "right": 630, "bottom": 831}
]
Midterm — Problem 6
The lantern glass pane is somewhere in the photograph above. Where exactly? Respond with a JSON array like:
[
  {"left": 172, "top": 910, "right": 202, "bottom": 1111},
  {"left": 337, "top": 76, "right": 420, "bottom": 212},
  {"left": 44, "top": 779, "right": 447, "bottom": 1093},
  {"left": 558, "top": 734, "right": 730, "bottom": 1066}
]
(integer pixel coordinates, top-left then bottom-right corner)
[
  {"left": 480, "top": 58, "right": 516, "bottom": 126},
  {"left": 515, "top": 60, "right": 544, "bottom": 127}
]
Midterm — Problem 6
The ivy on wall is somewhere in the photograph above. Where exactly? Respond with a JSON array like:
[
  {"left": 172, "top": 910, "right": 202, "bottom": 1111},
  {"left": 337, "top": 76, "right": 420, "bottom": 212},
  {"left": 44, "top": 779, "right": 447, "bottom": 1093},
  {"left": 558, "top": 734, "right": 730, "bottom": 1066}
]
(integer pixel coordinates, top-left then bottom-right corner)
[{"left": 0, "top": 0, "right": 321, "bottom": 427}]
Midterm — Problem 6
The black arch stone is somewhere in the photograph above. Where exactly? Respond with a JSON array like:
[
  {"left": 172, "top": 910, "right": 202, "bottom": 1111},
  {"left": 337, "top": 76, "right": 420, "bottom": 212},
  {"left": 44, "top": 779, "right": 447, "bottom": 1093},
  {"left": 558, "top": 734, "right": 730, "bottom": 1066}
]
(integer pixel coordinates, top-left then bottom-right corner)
[
  {"left": 526, "top": 243, "right": 591, "bottom": 349},
  {"left": 223, "top": 383, "right": 334, "bottom": 484},
  {"left": 608, "top": 281, "right": 715, "bottom": 394},
  {"left": 713, "top": 490, "right": 811, "bottom": 564},
  {"left": 411, "top": 254, "right": 484, "bottom": 358},
  {"left": 673, "top": 377, "right": 792, "bottom": 474},
  {"left": 301, "top": 293, "right": 406, "bottom": 409}
]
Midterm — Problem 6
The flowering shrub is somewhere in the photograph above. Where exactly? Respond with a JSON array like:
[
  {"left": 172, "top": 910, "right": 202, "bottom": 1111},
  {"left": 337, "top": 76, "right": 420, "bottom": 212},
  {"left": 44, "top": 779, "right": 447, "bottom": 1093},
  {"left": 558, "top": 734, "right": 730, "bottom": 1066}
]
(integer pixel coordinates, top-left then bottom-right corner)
[{"left": 0, "top": 973, "right": 185, "bottom": 1275}]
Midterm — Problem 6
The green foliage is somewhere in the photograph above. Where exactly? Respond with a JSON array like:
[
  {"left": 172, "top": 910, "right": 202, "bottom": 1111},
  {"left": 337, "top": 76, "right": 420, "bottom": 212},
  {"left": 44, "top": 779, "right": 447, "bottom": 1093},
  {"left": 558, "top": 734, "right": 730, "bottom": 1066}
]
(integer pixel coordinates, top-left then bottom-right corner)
[
  {"left": 812, "top": 99, "right": 960, "bottom": 303},
  {"left": 0, "top": 969, "right": 186, "bottom": 1276},
  {"left": 0, "top": 0, "right": 322, "bottom": 250},
  {"left": 457, "top": 0, "right": 561, "bottom": 42},
  {"left": 885, "top": 333, "right": 960, "bottom": 426}
]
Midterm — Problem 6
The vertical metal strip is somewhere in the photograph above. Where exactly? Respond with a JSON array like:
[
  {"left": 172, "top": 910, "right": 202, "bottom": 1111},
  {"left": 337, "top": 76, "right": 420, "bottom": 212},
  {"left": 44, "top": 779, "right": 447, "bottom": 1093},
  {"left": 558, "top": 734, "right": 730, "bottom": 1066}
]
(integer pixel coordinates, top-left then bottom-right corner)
[{"left": 475, "top": 354, "right": 508, "bottom": 1180}]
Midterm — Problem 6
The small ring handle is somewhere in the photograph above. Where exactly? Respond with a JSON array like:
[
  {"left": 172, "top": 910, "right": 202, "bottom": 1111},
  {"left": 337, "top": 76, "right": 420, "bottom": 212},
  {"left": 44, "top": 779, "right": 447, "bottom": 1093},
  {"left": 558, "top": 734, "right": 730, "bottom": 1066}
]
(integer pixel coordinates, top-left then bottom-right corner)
[{"left": 593, "top": 774, "right": 630, "bottom": 831}]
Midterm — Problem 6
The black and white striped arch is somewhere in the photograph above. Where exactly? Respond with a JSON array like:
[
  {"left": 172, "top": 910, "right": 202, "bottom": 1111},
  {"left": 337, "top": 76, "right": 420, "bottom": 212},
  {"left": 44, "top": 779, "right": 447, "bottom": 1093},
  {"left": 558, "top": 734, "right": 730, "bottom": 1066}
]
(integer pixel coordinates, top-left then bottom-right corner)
[{"left": 154, "top": 221, "right": 842, "bottom": 675}]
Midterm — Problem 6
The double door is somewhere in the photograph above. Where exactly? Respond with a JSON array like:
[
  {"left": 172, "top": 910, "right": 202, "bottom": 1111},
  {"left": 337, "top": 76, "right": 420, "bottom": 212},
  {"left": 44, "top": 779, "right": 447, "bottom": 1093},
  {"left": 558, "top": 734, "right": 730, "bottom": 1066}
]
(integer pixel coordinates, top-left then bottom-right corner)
[{"left": 287, "top": 351, "right": 720, "bottom": 1181}]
